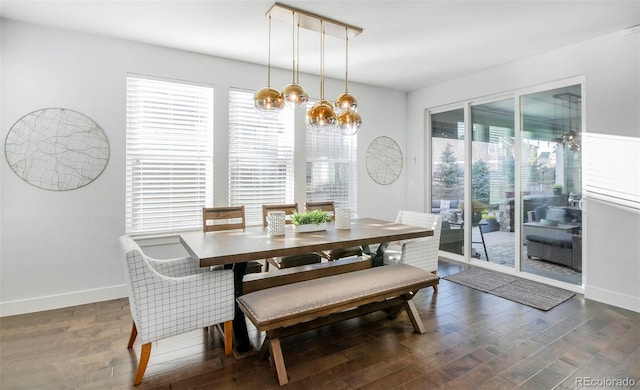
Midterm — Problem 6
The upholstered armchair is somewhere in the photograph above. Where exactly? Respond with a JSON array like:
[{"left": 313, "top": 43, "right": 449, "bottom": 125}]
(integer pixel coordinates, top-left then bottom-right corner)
[
  {"left": 119, "top": 236, "right": 235, "bottom": 385},
  {"left": 383, "top": 211, "right": 442, "bottom": 291}
]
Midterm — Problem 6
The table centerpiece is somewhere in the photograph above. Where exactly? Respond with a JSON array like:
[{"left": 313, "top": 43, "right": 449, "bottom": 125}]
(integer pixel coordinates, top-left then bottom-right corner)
[{"left": 292, "top": 209, "right": 331, "bottom": 233}]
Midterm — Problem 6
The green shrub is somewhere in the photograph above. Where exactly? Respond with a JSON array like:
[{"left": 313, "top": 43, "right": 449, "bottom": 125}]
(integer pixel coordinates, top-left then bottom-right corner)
[{"left": 291, "top": 209, "right": 331, "bottom": 225}]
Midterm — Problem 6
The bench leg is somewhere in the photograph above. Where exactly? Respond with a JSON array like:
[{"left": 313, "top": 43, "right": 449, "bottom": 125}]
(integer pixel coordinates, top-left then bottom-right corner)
[
  {"left": 268, "top": 337, "right": 288, "bottom": 386},
  {"left": 432, "top": 271, "right": 438, "bottom": 292},
  {"left": 259, "top": 337, "right": 271, "bottom": 359},
  {"left": 404, "top": 300, "right": 426, "bottom": 334}
]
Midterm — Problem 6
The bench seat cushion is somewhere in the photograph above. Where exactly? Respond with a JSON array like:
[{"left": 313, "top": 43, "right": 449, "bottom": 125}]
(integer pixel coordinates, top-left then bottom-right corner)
[
  {"left": 526, "top": 233, "right": 573, "bottom": 248},
  {"left": 237, "top": 264, "right": 437, "bottom": 329}
]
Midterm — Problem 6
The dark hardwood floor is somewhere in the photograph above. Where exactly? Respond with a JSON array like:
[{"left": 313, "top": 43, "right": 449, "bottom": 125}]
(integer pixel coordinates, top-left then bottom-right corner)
[{"left": 2, "top": 259, "right": 639, "bottom": 389}]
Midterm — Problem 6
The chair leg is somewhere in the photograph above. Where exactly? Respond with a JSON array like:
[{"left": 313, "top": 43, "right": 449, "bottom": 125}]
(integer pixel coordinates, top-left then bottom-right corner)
[
  {"left": 431, "top": 271, "right": 438, "bottom": 292},
  {"left": 127, "top": 321, "right": 137, "bottom": 348},
  {"left": 133, "top": 343, "right": 152, "bottom": 386},
  {"left": 224, "top": 320, "right": 233, "bottom": 356}
]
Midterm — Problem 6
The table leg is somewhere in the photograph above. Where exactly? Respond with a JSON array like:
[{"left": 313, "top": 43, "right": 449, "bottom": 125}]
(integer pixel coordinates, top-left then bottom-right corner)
[
  {"left": 229, "top": 261, "right": 252, "bottom": 353},
  {"left": 362, "top": 242, "right": 389, "bottom": 267}
]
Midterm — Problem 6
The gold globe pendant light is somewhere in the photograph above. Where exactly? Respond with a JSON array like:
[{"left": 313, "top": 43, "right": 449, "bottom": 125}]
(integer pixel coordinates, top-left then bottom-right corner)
[
  {"left": 337, "top": 110, "right": 362, "bottom": 136},
  {"left": 306, "top": 21, "right": 337, "bottom": 131},
  {"left": 282, "top": 12, "right": 308, "bottom": 108},
  {"left": 254, "top": 14, "right": 284, "bottom": 117},
  {"left": 336, "top": 27, "right": 362, "bottom": 136}
]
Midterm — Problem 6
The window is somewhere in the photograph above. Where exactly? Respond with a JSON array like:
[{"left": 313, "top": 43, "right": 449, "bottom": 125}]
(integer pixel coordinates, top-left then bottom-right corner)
[
  {"left": 306, "top": 102, "right": 358, "bottom": 210},
  {"left": 126, "top": 76, "right": 213, "bottom": 235},
  {"left": 228, "top": 88, "right": 294, "bottom": 225}
]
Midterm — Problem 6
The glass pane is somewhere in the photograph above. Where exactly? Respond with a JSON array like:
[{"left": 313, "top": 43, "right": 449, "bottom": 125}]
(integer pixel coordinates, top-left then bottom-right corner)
[
  {"left": 471, "top": 99, "right": 515, "bottom": 266},
  {"left": 520, "top": 85, "right": 582, "bottom": 285},
  {"left": 431, "top": 109, "right": 465, "bottom": 255}
]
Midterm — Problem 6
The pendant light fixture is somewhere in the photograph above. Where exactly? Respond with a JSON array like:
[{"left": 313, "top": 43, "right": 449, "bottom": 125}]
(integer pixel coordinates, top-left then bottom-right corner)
[
  {"left": 261, "top": 3, "right": 363, "bottom": 134},
  {"left": 336, "top": 26, "right": 362, "bottom": 136},
  {"left": 282, "top": 12, "right": 308, "bottom": 108},
  {"left": 306, "top": 20, "right": 337, "bottom": 131},
  {"left": 254, "top": 14, "right": 284, "bottom": 117}
]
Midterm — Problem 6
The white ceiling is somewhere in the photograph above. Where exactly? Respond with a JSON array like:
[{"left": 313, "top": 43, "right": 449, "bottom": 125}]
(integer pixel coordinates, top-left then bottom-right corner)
[{"left": 1, "top": 1, "right": 638, "bottom": 92}]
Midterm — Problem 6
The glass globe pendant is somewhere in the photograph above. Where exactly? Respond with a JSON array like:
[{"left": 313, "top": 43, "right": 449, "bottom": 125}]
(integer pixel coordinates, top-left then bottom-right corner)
[
  {"left": 254, "top": 15, "right": 284, "bottom": 117},
  {"left": 335, "top": 92, "right": 357, "bottom": 112},
  {"left": 337, "top": 109, "right": 362, "bottom": 136},
  {"left": 307, "top": 100, "right": 337, "bottom": 131},
  {"left": 306, "top": 21, "right": 337, "bottom": 131},
  {"left": 282, "top": 84, "right": 308, "bottom": 109},
  {"left": 254, "top": 87, "right": 284, "bottom": 117},
  {"left": 335, "top": 27, "right": 361, "bottom": 135},
  {"left": 282, "top": 15, "right": 309, "bottom": 109}
]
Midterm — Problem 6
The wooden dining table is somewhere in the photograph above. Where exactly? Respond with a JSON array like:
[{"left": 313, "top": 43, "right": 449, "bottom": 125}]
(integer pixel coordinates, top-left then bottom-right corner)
[{"left": 179, "top": 217, "right": 433, "bottom": 354}]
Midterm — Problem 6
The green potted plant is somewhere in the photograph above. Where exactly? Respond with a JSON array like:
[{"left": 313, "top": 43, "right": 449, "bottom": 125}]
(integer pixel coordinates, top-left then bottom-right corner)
[
  {"left": 480, "top": 213, "right": 500, "bottom": 233},
  {"left": 552, "top": 183, "right": 563, "bottom": 195},
  {"left": 291, "top": 209, "right": 332, "bottom": 233},
  {"left": 462, "top": 200, "right": 487, "bottom": 224}
]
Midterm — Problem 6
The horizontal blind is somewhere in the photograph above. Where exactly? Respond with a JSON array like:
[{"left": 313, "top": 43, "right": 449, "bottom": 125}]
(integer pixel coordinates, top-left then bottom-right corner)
[
  {"left": 228, "top": 88, "right": 294, "bottom": 225},
  {"left": 306, "top": 101, "right": 358, "bottom": 211},
  {"left": 583, "top": 133, "right": 640, "bottom": 210},
  {"left": 126, "top": 77, "right": 213, "bottom": 235}
]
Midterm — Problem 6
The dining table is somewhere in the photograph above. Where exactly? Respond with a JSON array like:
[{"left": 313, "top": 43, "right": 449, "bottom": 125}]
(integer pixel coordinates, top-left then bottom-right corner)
[{"left": 179, "top": 217, "right": 433, "bottom": 354}]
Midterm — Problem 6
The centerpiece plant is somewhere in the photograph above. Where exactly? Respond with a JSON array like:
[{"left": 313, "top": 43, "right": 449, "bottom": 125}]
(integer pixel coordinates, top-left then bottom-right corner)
[{"left": 291, "top": 209, "right": 332, "bottom": 225}]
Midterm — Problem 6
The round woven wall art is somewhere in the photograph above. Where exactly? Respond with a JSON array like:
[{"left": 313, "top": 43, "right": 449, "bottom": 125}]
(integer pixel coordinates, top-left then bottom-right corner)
[{"left": 5, "top": 108, "right": 110, "bottom": 191}]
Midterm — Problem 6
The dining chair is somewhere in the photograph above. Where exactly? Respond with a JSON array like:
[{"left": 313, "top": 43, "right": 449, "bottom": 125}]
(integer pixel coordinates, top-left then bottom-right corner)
[
  {"left": 305, "top": 200, "right": 363, "bottom": 261},
  {"left": 262, "top": 203, "right": 322, "bottom": 271},
  {"left": 382, "top": 211, "right": 442, "bottom": 291},
  {"left": 119, "top": 235, "right": 235, "bottom": 386},
  {"left": 203, "top": 206, "right": 263, "bottom": 273}
]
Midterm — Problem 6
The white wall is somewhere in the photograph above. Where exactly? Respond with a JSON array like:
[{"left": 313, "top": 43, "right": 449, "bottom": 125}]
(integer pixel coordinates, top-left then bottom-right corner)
[
  {"left": 406, "top": 31, "right": 640, "bottom": 312},
  {"left": 0, "top": 20, "right": 406, "bottom": 316}
]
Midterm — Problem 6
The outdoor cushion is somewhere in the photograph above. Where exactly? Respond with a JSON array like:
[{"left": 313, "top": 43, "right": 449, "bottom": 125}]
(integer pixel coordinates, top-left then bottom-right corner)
[{"left": 526, "top": 233, "right": 572, "bottom": 249}]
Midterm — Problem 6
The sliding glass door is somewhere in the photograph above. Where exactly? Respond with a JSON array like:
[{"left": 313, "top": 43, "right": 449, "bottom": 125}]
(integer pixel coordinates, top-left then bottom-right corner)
[
  {"left": 520, "top": 85, "right": 582, "bottom": 284},
  {"left": 430, "top": 108, "right": 466, "bottom": 257},
  {"left": 470, "top": 99, "right": 515, "bottom": 266},
  {"left": 429, "top": 81, "right": 583, "bottom": 286}
]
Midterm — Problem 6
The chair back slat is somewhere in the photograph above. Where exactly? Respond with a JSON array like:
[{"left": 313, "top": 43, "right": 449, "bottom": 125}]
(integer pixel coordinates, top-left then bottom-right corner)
[
  {"left": 305, "top": 200, "right": 335, "bottom": 220},
  {"left": 203, "top": 206, "right": 245, "bottom": 232},
  {"left": 262, "top": 203, "right": 298, "bottom": 227}
]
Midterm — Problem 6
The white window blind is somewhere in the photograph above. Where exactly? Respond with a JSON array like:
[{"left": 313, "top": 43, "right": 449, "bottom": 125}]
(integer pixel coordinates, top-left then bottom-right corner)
[
  {"left": 584, "top": 133, "right": 640, "bottom": 210},
  {"left": 306, "top": 101, "right": 358, "bottom": 210},
  {"left": 126, "top": 76, "right": 214, "bottom": 235},
  {"left": 228, "top": 88, "right": 294, "bottom": 225}
]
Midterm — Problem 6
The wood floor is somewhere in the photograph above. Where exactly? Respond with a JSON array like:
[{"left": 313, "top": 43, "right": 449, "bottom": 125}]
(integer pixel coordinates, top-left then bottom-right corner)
[{"left": 2, "top": 259, "right": 639, "bottom": 389}]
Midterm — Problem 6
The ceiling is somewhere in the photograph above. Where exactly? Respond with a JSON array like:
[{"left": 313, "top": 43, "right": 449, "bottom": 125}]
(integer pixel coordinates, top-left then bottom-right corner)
[{"left": 1, "top": 1, "right": 638, "bottom": 92}]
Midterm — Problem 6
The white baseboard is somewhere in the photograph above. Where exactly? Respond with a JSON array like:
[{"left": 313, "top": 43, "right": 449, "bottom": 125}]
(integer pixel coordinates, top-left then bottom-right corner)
[
  {"left": 585, "top": 285, "right": 640, "bottom": 313},
  {"left": 0, "top": 285, "right": 128, "bottom": 317}
]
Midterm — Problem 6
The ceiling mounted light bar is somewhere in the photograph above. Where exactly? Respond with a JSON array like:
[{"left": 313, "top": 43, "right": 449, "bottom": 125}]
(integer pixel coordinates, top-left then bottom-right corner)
[{"left": 267, "top": 2, "right": 363, "bottom": 39}]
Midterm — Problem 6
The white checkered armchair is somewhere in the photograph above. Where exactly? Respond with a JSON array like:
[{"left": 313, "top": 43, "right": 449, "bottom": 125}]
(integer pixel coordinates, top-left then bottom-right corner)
[
  {"left": 119, "top": 236, "right": 235, "bottom": 385},
  {"left": 383, "top": 211, "right": 442, "bottom": 291}
]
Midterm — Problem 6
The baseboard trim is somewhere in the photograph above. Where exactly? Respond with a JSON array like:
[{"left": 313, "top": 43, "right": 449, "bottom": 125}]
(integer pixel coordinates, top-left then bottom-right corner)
[
  {"left": 585, "top": 285, "right": 640, "bottom": 313},
  {"left": 0, "top": 285, "right": 128, "bottom": 317}
]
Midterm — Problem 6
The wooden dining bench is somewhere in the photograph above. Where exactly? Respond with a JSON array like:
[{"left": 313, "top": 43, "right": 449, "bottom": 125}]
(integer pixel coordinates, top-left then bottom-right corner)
[{"left": 237, "top": 263, "right": 439, "bottom": 386}]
